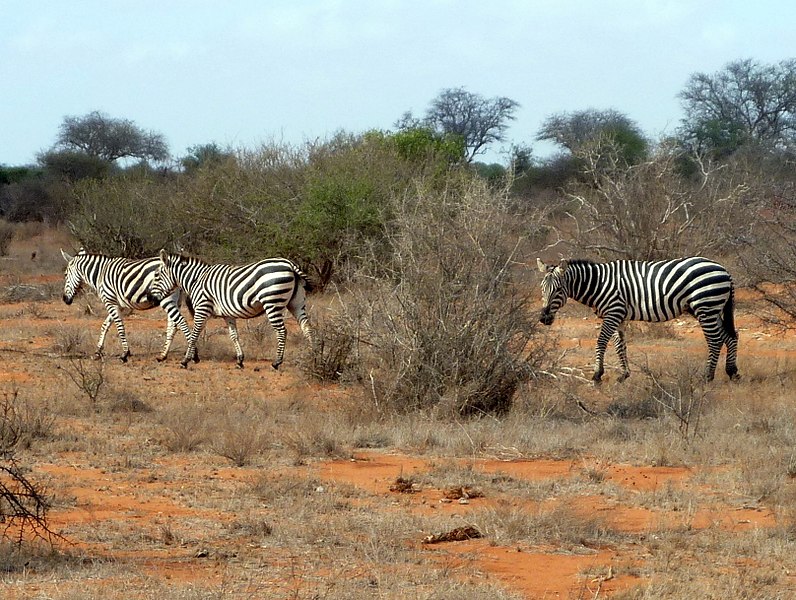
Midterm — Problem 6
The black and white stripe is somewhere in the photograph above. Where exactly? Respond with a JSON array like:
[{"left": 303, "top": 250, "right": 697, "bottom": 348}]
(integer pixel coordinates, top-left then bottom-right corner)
[
  {"left": 148, "top": 250, "right": 314, "bottom": 369},
  {"left": 537, "top": 257, "right": 740, "bottom": 382},
  {"left": 61, "top": 248, "right": 193, "bottom": 362}
]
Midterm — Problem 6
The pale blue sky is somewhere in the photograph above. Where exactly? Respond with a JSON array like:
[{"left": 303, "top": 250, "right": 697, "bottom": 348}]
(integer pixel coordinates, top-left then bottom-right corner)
[{"left": 2, "top": 0, "right": 795, "bottom": 166}]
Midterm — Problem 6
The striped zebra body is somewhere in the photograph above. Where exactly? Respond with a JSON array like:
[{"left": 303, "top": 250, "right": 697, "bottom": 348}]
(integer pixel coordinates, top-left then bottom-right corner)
[
  {"left": 537, "top": 257, "right": 740, "bottom": 382},
  {"left": 61, "top": 248, "right": 193, "bottom": 362},
  {"left": 148, "top": 251, "right": 314, "bottom": 369}
]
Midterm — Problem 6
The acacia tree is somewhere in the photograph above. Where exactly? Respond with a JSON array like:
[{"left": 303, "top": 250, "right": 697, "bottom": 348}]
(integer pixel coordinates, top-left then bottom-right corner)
[
  {"left": 678, "top": 58, "right": 796, "bottom": 158},
  {"left": 537, "top": 108, "right": 649, "bottom": 166},
  {"left": 400, "top": 88, "right": 519, "bottom": 163},
  {"left": 52, "top": 111, "right": 169, "bottom": 163}
]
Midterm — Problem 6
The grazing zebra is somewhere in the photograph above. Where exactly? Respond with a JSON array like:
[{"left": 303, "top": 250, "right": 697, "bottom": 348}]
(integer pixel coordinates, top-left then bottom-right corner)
[
  {"left": 61, "top": 248, "right": 195, "bottom": 363},
  {"left": 147, "top": 250, "right": 314, "bottom": 370},
  {"left": 537, "top": 257, "right": 740, "bottom": 383}
]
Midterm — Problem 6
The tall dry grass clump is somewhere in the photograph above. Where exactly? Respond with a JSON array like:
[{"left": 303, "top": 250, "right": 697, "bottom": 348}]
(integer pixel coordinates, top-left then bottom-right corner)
[{"left": 345, "top": 176, "right": 550, "bottom": 416}]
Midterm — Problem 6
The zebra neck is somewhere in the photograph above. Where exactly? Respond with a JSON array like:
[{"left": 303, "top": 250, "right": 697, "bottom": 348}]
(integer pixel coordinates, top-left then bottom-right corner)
[
  {"left": 565, "top": 262, "right": 606, "bottom": 309},
  {"left": 173, "top": 258, "right": 208, "bottom": 294},
  {"left": 79, "top": 256, "right": 113, "bottom": 289}
]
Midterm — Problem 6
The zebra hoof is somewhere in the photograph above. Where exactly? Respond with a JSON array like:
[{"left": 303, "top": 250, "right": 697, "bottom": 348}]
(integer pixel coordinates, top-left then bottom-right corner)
[
  {"left": 92, "top": 352, "right": 103, "bottom": 361},
  {"left": 119, "top": 353, "right": 130, "bottom": 363},
  {"left": 271, "top": 361, "right": 282, "bottom": 371},
  {"left": 236, "top": 360, "right": 245, "bottom": 369},
  {"left": 730, "top": 372, "right": 741, "bottom": 382},
  {"left": 617, "top": 372, "right": 630, "bottom": 383},
  {"left": 179, "top": 361, "right": 188, "bottom": 369},
  {"left": 156, "top": 356, "right": 166, "bottom": 363}
]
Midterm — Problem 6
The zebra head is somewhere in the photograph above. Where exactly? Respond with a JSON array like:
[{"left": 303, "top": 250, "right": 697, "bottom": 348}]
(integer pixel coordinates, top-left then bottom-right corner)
[
  {"left": 148, "top": 249, "right": 179, "bottom": 303},
  {"left": 61, "top": 248, "right": 87, "bottom": 305},
  {"left": 537, "top": 258, "right": 569, "bottom": 325}
]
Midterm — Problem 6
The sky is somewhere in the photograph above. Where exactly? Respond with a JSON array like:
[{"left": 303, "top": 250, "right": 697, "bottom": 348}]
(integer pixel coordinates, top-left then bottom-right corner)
[{"left": 3, "top": 0, "right": 796, "bottom": 167}]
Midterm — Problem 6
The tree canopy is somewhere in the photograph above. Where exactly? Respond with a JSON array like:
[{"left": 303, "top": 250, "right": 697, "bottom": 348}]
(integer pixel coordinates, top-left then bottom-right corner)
[
  {"left": 53, "top": 111, "right": 169, "bottom": 163},
  {"left": 537, "top": 108, "right": 649, "bottom": 166},
  {"left": 678, "top": 58, "right": 796, "bottom": 158},
  {"left": 399, "top": 88, "right": 519, "bottom": 163}
]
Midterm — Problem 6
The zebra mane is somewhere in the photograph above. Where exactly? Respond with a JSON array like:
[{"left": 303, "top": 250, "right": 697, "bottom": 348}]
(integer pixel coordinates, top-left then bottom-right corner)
[{"left": 567, "top": 258, "right": 598, "bottom": 268}]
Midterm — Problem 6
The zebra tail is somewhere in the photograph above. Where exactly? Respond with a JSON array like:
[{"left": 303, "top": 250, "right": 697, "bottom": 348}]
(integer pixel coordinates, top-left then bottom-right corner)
[
  {"left": 723, "top": 285, "right": 737, "bottom": 339},
  {"left": 291, "top": 263, "right": 314, "bottom": 294}
]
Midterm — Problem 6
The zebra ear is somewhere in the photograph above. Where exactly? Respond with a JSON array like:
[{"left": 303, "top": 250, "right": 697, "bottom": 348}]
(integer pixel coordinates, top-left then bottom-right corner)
[
  {"left": 158, "top": 249, "right": 169, "bottom": 265},
  {"left": 536, "top": 258, "right": 548, "bottom": 273},
  {"left": 557, "top": 259, "right": 569, "bottom": 273},
  {"left": 60, "top": 249, "right": 73, "bottom": 263}
]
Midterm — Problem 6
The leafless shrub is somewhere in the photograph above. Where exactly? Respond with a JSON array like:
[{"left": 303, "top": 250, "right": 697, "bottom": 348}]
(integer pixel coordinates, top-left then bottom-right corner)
[
  {"left": 0, "top": 282, "right": 53, "bottom": 303},
  {"left": 60, "top": 357, "right": 105, "bottom": 406},
  {"left": 52, "top": 325, "right": 89, "bottom": 357},
  {"left": 300, "top": 304, "right": 362, "bottom": 382},
  {"left": 606, "top": 361, "right": 713, "bottom": 440},
  {"left": 0, "top": 391, "right": 55, "bottom": 452},
  {"left": 561, "top": 139, "right": 752, "bottom": 260},
  {"left": 737, "top": 193, "right": 796, "bottom": 325},
  {"left": 158, "top": 404, "right": 208, "bottom": 452},
  {"left": 107, "top": 388, "right": 151, "bottom": 414},
  {"left": 210, "top": 408, "right": 269, "bottom": 466},
  {"left": 0, "top": 456, "right": 61, "bottom": 546},
  {"left": 279, "top": 412, "right": 349, "bottom": 465},
  {"left": 353, "top": 178, "right": 551, "bottom": 416}
]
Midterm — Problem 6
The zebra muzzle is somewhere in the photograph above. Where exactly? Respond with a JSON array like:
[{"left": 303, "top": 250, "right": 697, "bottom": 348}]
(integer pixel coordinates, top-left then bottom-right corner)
[{"left": 539, "top": 310, "right": 555, "bottom": 325}]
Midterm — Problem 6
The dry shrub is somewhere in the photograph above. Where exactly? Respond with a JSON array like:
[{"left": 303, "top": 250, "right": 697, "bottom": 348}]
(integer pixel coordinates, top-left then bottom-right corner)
[
  {"left": 353, "top": 178, "right": 550, "bottom": 416},
  {"left": 562, "top": 140, "right": 751, "bottom": 260},
  {"left": 210, "top": 407, "right": 270, "bottom": 466},
  {"left": 158, "top": 404, "right": 208, "bottom": 452},
  {"left": 51, "top": 325, "right": 89, "bottom": 357},
  {"left": 60, "top": 357, "right": 105, "bottom": 406},
  {"left": 300, "top": 309, "right": 361, "bottom": 382},
  {"left": 0, "top": 220, "right": 14, "bottom": 256},
  {"left": 477, "top": 499, "right": 615, "bottom": 548},
  {"left": 0, "top": 391, "right": 55, "bottom": 451}
]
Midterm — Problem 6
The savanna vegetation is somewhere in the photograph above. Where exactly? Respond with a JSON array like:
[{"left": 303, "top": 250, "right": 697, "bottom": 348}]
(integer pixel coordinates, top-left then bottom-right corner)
[{"left": 2, "top": 59, "right": 796, "bottom": 598}]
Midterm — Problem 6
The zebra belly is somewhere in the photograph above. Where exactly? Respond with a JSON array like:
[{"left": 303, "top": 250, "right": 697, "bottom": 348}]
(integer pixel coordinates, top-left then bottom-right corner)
[
  {"left": 211, "top": 299, "right": 264, "bottom": 319},
  {"left": 625, "top": 298, "right": 683, "bottom": 322}
]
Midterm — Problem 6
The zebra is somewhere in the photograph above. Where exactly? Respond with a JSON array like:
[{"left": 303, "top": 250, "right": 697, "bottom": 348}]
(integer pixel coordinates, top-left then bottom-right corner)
[
  {"left": 61, "top": 248, "right": 195, "bottom": 363},
  {"left": 537, "top": 257, "right": 740, "bottom": 383},
  {"left": 147, "top": 250, "right": 314, "bottom": 370}
]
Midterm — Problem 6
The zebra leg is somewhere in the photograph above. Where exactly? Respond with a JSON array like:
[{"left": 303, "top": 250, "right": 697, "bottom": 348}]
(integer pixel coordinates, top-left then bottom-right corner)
[
  {"left": 723, "top": 328, "right": 740, "bottom": 381},
  {"left": 267, "top": 310, "right": 287, "bottom": 370},
  {"left": 94, "top": 314, "right": 114, "bottom": 360},
  {"left": 612, "top": 324, "right": 631, "bottom": 382},
  {"left": 182, "top": 310, "right": 208, "bottom": 369},
  {"left": 159, "top": 294, "right": 199, "bottom": 363},
  {"left": 593, "top": 318, "right": 621, "bottom": 383},
  {"left": 225, "top": 318, "right": 245, "bottom": 369},
  {"left": 696, "top": 314, "right": 723, "bottom": 382},
  {"left": 104, "top": 304, "right": 131, "bottom": 362},
  {"left": 158, "top": 317, "right": 177, "bottom": 362}
]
